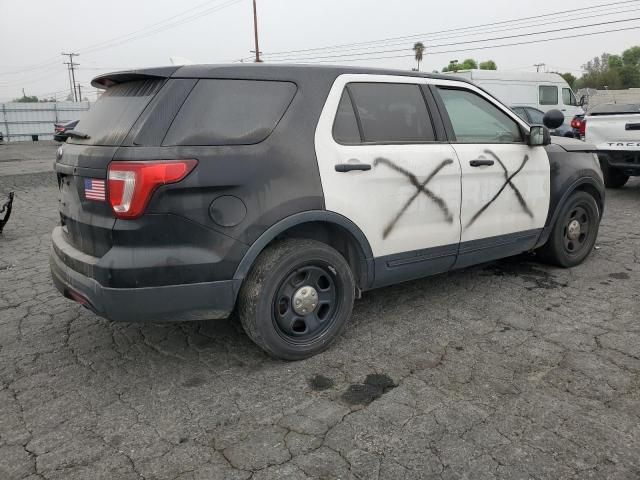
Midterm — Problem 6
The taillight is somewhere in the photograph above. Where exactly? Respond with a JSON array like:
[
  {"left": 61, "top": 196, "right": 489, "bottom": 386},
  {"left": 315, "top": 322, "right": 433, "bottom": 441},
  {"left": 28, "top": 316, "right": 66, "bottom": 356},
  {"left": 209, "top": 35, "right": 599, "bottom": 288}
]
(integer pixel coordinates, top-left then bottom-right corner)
[
  {"left": 580, "top": 119, "right": 587, "bottom": 137},
  {"left": 107, "top": 160, "right": 197, "bottom": 219}
]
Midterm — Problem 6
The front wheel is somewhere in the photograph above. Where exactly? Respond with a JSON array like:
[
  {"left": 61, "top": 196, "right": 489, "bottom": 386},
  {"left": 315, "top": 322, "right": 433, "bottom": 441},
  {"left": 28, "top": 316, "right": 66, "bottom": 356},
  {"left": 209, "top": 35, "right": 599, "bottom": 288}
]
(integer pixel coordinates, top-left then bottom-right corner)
[
  {"left": 237, "top": 238, "right": 355, "bottom": 360},
  {"left": 538, "top": 191, "right": 600, "bottom": 268}
]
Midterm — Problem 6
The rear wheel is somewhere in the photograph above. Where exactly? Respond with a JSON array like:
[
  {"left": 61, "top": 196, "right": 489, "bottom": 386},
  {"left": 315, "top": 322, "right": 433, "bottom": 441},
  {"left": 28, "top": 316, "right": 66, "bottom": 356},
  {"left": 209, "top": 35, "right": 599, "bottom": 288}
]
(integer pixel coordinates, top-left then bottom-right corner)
[
  {"left": 538, "top": 191, "right": 600, "bottom": 268},
  {"left": 600, "top": 159, "right": 629, "bottom": 188},
  {"left": 238, "top": 238, "right": 355, "bottom": 360}
]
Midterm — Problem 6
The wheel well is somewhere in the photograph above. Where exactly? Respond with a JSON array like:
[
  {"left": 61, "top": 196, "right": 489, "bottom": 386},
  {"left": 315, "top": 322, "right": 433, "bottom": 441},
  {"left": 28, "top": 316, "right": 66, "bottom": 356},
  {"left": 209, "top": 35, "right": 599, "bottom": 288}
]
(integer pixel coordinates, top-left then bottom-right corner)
[
  {"left": 273, "top": 221, "right": 369, "bottom": 288},
  {"left": 574, "top": 183, "right": 604, "bottom": 215}
]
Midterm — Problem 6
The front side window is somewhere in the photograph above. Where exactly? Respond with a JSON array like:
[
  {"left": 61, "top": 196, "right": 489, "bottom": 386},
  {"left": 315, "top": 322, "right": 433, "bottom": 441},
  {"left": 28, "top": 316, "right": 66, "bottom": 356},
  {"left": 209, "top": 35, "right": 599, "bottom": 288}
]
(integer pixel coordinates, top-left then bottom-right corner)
[
  {"left": 539, "top": 85, "right": 559, "bottom": 105},
  {"left": 512, "top": 107, "right": 528, "bottom": 122},
  {"left": 563, "top": 88, "right": 577, "bottom": 106},
  {"left": 164, "top": 79, "right": 296, "bottom": 146},
  {"left": 335, "top": 83, "right": 435, "bottom": 143},
  {"left": 438, "top": 88, "right": 523, "bottom": 143}
]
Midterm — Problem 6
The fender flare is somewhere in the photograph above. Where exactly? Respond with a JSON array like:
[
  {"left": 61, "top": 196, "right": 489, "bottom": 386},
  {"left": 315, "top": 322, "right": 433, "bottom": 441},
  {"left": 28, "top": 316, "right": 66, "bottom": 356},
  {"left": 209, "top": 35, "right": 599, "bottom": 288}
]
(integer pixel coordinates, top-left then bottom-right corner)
[
  {"left": 233, "top": 210, "right": 375, "bottom": 287},
  {"left": 536, "top": 176, "right": 605, "bottom": 248}
]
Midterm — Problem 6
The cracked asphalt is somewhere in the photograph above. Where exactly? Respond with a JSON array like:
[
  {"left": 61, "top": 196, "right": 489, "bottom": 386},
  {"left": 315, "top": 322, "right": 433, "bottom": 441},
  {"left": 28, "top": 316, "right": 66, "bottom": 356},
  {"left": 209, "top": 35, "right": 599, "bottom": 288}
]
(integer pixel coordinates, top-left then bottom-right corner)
[{"left": 1, "top": 142, "right": 639, "bottom": 480}]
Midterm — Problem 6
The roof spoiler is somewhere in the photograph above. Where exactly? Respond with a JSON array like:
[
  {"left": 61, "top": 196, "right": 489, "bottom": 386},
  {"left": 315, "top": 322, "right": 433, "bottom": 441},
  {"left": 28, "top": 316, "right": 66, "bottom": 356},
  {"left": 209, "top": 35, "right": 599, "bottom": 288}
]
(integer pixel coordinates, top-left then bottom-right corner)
[{"left": 91, "top": 66, "right": 180, "bottom": 89}]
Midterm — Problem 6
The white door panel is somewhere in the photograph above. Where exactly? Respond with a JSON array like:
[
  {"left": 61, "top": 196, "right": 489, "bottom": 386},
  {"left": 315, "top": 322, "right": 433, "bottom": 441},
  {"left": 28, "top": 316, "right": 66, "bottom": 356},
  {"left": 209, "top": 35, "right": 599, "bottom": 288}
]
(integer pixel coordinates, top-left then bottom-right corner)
[
  {"left": 432, "top": 81, "right": 551, "bottom": 243},
  {"left": 314, "top": 74, "right": 462, "bottom": 259},
  {"left": 453, "top": 144, "right": 550, "bottom": 242}
]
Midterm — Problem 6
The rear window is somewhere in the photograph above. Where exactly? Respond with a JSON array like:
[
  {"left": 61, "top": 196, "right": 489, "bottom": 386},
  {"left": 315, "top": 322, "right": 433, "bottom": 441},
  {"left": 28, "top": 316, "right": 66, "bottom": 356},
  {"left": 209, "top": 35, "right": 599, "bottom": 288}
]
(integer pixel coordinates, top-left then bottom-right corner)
[
  {"left": 68, "top": 79, "right": 163, "bottom": 146},
  {"left": 163, "top": 79, "right": 297, "bottom": 146}
]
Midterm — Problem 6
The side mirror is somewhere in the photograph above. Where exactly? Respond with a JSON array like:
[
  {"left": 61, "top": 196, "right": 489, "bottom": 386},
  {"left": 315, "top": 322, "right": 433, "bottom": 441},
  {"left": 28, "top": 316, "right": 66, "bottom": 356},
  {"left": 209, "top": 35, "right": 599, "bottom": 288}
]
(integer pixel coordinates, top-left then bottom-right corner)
[
  {"left": 579, "top": 95, "right": 587, "bottom": 108},
  {"left": 543, "top": 109, "right": 565, "bottom": 129},
  {"left": 528, "top": 125, "right": 551, "bottom": 146}
]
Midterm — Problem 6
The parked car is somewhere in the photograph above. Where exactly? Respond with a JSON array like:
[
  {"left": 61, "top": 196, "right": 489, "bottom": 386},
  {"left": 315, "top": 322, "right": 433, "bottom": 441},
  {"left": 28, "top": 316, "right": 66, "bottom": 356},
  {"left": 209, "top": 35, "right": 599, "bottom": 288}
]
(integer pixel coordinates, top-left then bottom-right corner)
[
  {"left": 53, "top": 120, "right": 79, "bottom": 142},
  {"left": 512, "top": 106, "right": 575, "bottom": 137},
  {"left": 51, "top": 65, "right": 604, "bottom": 360},
  {"left": 584, "top": 103, "right": 640, "bottom": 188},
  {"left": 447, "top": 70, "right": 584, "bottom": 124},
  {"left": 571, "top": 114, "right": 586, "bottom": 139}
]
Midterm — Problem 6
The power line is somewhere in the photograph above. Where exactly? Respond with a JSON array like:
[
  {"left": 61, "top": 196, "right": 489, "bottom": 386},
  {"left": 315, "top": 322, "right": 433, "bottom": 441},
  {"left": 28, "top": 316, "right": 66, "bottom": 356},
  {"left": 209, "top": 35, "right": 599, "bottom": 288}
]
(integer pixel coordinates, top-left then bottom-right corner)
[
  {"left": 254, "top": 0, "right": 640, "bottom": 60},
  {"left": 260, "top": 4, "right": 640, "bottom": 60},
  {"left": 264, "top": 16, "right": 640, "bottom": 63},
  {"left": 285, "top": 24, "right": 640, "bottom": 65},
  {"left": 2, "top": 0, "right": 244, "bottom": 76}
]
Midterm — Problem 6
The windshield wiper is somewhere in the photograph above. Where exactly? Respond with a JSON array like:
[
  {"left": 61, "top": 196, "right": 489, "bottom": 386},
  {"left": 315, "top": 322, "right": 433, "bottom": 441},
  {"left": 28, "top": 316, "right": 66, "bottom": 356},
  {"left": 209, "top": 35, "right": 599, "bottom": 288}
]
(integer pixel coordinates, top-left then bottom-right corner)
[{"left": 66, "top": 130, "right": 91, "bottom": 139}]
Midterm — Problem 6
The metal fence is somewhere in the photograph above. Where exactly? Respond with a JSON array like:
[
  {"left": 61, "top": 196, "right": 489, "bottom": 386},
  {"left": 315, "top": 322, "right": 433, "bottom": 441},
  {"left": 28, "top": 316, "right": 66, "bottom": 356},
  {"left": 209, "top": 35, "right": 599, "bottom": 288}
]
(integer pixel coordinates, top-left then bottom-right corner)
[{"left": 0, "top": 101, "right": 91, "bottom": 142}]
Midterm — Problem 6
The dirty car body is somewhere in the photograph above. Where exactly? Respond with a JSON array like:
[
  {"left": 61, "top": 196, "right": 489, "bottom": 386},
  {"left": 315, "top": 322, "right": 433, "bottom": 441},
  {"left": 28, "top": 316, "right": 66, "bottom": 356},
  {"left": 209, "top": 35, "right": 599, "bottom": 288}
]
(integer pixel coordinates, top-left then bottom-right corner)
[{"left": 50, "top": 65, "right": 605, "bottom": 359}]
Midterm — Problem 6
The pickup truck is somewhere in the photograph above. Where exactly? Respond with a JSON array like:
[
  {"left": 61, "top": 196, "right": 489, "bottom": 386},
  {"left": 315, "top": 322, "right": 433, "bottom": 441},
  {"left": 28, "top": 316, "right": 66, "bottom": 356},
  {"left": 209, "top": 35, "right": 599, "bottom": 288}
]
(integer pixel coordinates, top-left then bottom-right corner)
[{"left": 585, "top": 103, "right": 640, "bottom": 188}]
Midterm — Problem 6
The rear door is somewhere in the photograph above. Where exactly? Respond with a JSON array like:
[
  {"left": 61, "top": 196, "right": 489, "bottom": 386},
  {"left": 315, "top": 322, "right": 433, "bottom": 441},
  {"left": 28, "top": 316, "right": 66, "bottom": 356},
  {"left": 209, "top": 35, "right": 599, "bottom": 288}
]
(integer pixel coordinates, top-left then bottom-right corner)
[
  {"left": 315, "top": 75, "right": 462, "bottom": 285},
  {"left": 432, "top": 80, "right": 550, "bottom": 267}
]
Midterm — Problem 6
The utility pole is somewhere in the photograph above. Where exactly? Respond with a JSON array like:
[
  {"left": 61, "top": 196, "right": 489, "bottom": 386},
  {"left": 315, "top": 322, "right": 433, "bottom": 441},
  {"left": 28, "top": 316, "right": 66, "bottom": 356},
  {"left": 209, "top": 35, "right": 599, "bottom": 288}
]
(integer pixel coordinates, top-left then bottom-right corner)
[
  {"left": 76, "top": 83, "right": 82, "bottom": 102},
  {"left": 252, "top": 0, "right": 262, "bottom": 63},
  {"left": 534, "top": 63, "right": 546, "bottom": 73},
  {"left": 62, "top": 52, "right": 80, "bottom": 101}
]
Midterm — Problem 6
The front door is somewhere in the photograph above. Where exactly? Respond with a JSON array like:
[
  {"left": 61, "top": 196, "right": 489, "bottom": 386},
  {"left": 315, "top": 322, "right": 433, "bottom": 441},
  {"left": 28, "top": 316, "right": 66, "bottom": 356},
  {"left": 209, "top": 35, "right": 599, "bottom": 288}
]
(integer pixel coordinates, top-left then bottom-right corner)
[
  {"left": 315, "top": 75, "right": 462, "bottom": 286},
  {"left": 432, "top": 83, "right": 550, "bottom": 268}
]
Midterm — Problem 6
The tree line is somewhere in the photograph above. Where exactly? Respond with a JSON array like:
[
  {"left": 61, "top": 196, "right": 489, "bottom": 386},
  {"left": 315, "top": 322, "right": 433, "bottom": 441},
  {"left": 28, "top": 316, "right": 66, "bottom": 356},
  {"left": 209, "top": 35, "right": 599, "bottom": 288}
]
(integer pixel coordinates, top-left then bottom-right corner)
[{"left": 560, "top": 46, "right": 640, "bottom": 90}]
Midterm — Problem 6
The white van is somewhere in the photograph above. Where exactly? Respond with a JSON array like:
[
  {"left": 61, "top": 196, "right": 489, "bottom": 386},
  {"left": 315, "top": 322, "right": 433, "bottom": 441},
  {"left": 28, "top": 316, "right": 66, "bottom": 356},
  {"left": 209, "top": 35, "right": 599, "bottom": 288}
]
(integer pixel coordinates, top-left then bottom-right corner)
[{"left": 447, "top": 70, "right": 584, "bottom": 122}]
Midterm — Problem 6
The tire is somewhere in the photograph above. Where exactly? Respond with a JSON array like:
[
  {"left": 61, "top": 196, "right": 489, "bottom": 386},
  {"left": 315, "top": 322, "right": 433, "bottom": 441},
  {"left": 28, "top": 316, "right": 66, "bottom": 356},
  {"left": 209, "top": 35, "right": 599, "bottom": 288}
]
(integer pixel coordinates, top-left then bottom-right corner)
[
  {"left": 237, "top": 238, "right": 355, "bottom": 361},
  {"left": 600, "top": 159, "right": 629, "bottom": 188},
  {"left": 538, "top": 191, "right": 600, "bottom": 268}
]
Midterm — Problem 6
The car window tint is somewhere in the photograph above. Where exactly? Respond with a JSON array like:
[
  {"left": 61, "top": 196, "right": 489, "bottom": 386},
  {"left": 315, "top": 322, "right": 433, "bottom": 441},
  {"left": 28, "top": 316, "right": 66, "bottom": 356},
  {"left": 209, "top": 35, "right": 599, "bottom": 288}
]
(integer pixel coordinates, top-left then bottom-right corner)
[
  {"left": 347, "top": 83, "right": 435, "bottom": 143},
  {"left": 526, "top": 107, "right": 545, "bottom": 124},
  {"left": 539, "top": 85, "right": 558, "bottom": 105},
  {"left": 438, "top": 88, "right": 523, "bottom": 143},
  {"left": 333, "top": 90, "right": 361, "bottom": 144},
  {"left": 562, "top": 88, "right": 577, "bottom": 106},
  {"left": 68, "top": 79, "right": 163, "bottom": 146},
  {"left": 512, "top": 107, "right": 528, "bottom": 122},
  {"left": 164, "top": 79, "right": 296, "bottom": 146}
]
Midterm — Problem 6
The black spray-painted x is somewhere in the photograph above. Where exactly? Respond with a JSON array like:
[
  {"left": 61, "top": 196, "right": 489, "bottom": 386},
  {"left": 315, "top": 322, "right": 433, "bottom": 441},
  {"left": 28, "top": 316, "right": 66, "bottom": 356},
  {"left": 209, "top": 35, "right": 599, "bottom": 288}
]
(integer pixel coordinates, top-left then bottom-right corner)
[
  {"left": 374, "top": 158, "right": 454, "bottom": 239},
  {"left": 466, "top": 150, "right": 533, "bottom": 228}
]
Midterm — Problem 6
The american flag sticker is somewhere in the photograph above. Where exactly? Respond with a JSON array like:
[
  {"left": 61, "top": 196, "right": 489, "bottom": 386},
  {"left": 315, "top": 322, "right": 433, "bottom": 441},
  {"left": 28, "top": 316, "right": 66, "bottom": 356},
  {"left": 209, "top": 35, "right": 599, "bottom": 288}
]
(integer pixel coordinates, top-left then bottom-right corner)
[{"left": 84, "top": 178, "right": 106, "bottom": 201}]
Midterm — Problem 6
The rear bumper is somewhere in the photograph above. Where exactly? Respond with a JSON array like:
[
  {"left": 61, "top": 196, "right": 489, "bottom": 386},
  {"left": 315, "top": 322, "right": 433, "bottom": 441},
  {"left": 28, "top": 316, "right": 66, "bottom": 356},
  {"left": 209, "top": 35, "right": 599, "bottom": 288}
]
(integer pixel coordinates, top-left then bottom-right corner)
[
  {"left": 598, "top": 151, "right": 640, "bottom": 176},
  {"left": 50, "top": 227, "right": 239, "bottom": 322}
]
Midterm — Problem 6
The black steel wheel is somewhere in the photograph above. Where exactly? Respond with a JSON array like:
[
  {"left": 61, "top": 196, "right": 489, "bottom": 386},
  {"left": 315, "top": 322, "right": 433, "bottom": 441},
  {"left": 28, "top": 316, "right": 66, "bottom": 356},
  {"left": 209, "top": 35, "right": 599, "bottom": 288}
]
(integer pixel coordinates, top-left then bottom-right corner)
[
  {"left": 238, "top": 238, "right": 355, "bottom": 360},
  {"left": 273, "top": 264, "right": 341, "bottom": 345},
  {"left": 538, "top": 191, "right": 600, "bottom": 268}
]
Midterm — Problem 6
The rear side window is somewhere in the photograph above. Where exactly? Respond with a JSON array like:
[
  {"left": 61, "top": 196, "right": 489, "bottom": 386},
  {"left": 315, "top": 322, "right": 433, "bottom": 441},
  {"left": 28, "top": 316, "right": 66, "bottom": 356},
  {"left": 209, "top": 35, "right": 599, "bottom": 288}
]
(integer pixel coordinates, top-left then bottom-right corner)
[
  {"left": 539, "top": 85, "right": 558, "bottom": 105},
  {"left": 163, "top": 79, "right": 296, "bottom": 146},
  {"left": 68, "top": 79, "right": 163, "bottom": 146},
  {"left": 335, "top": 83, "right": 435, "bottom": 143},
  {"left": 333, "top": 90, "right": 361, "bottom": 144}
]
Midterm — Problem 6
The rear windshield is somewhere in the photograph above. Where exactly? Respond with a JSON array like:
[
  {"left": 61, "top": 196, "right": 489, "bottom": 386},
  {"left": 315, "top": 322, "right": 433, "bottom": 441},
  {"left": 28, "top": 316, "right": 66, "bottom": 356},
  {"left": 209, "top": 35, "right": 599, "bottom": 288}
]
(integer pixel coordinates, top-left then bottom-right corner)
[
  {"left": 68, "top": 79, "right": 163, "bottom": 146},
  {"left": 162, "top": 79, "right": 297, "bottom": 146}
]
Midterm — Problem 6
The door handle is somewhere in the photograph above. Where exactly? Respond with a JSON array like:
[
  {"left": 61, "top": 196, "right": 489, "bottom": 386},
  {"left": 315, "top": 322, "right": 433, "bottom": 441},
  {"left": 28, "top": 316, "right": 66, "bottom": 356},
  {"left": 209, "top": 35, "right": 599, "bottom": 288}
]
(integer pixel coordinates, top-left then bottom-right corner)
[
  {"left": 470, "top": 159, "right": 495, "bottom": 167},
  {"left": 335, "top": 162, "right": 372, "bottom": 173}
]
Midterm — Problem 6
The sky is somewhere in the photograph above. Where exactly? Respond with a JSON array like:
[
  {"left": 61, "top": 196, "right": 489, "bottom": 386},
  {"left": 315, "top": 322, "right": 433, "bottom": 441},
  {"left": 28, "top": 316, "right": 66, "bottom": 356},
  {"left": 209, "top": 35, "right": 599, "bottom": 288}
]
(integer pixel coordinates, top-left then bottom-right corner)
[{"left": 1, "top": 0, "right": 639, "bottom": 102}]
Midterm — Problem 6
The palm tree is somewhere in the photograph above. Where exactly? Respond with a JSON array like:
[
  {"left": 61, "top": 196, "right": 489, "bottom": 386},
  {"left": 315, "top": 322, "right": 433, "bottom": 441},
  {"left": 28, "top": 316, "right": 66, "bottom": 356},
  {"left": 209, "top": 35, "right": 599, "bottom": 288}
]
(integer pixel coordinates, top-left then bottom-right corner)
[{"left": 413, "top": 42, "right": 425, "bottom": 71}]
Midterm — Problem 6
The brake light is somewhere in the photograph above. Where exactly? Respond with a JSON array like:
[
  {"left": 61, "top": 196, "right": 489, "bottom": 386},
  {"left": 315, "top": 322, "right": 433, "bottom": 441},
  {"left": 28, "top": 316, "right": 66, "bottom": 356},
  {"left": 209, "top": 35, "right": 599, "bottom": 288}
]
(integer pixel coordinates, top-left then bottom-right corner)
[{"left": 107, "top": 160, "right": 197, "bottom": 219}]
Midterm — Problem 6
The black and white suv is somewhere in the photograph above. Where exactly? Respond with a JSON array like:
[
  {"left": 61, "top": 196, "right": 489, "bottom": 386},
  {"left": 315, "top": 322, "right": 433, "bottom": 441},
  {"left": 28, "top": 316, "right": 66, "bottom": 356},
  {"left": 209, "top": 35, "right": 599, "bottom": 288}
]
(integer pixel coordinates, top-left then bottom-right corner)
[{"left": 51, "top": 65, "right": 605, "bottom": 360}]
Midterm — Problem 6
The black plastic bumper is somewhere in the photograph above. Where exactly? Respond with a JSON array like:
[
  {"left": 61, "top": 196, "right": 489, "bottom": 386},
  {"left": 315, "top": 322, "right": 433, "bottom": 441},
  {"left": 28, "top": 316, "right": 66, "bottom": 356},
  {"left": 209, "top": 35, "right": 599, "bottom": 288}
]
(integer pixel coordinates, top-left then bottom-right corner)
[
  {"left": 50, "top": 227, "right": 239, "bottom": 322},
  {"left": 598, "top": 151, "right": 640, "bottom": 176}
]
